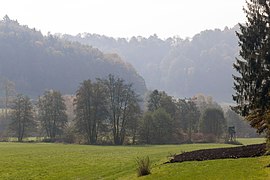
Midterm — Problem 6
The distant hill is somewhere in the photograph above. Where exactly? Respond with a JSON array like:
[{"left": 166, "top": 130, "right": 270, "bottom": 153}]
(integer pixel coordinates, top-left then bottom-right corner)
[
  {"left": 62, "top": 26, "right": 239, "bottom": 102},
  {"left": 0, "top": 17, "right": 147, "bottom": 97}
]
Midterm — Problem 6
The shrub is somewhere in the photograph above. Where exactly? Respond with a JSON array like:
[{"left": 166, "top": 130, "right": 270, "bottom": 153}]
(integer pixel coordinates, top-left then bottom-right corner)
[
  {"left": 167, "top": 152, "right": 177, "bottom": 161},
  {"left": 136, "top": 156, "right": 151, "bottom": 177}
]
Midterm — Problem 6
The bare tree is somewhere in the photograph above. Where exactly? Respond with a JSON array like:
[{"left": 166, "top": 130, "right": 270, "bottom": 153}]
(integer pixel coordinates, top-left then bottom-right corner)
[
  {"left": 9, "top": 94, "right": 35, "bottom": 142},
  {"left": 74, "top": 80, "right": 107, "bottom": 144},
  {"left": 102, "top": 75, "right": 141, "bottom": 145},
  {"left": 37, "top": 90, "right": 67, "bottom": 140}
]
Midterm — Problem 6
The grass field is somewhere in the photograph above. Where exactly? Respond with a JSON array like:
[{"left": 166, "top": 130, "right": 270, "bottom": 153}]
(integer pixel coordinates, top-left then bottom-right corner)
[{"left": 0, "top": 138, "right": 268, "bottom": 179}]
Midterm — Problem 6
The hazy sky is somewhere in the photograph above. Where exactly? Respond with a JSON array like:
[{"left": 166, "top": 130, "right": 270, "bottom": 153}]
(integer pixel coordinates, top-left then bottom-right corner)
[{"left": 0, "top": 0, "right": 246, "bottom": 39}]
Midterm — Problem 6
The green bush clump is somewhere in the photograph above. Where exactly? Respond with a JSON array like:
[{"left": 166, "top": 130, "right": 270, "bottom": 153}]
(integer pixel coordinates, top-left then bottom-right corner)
[{"left": 136, "top": 156, "right": 151, "bottom": 177}]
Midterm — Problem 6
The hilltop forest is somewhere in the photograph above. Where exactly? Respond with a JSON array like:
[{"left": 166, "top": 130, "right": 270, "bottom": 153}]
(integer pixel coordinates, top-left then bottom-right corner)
[
  {"left": 63, "top": 26, "right": 239, "bottom": 102},
  {"left": 0, "top": 16, "right": 147, "bottom": 98}
]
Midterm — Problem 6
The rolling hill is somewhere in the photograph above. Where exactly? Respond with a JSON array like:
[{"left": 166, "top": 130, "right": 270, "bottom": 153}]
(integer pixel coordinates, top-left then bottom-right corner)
[
  {"left": 63, "top": 26, "right": 239, "bottom": 102},
  {"left": 0, "top": 17, "right": 147, "bottom": 97}
]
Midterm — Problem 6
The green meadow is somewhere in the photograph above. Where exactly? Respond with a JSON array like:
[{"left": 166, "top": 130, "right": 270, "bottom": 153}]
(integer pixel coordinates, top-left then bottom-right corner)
[{"left": 0, "top": 138, "right": 268, "bottom": 180}]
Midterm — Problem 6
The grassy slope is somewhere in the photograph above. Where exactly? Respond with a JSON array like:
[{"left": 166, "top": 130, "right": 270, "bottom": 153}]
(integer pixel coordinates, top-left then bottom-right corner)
[
  {"left": 0, "top": 138, "right": 268, "bottom": 180},
  {"left": 139, "top": 157, "right": 269, "bottom": 180}
]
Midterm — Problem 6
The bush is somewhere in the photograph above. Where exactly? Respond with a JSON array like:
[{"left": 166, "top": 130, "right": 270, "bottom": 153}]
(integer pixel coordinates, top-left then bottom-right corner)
[
  {"left": 136, "top": 156, "right": 151, "bottom": 177},
  {"left": 167, "top": 152, "right": 177, "bottom": 162}
]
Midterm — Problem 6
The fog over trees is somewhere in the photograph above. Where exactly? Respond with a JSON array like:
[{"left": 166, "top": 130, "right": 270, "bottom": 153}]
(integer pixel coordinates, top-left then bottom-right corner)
[
  {"left": 0, "top": 17, "right": 147, "bottom": 98},
  {"left": 63, "top": 26, "right": 239, "bottom": 102},
  {"left": 0, "top": 0, "right": 269, "bottom": 177},
  {"left": 0, "top": 16, "right": 258, "bottom": 144},
  {"left": 0, "top": 16, "right": 240, "bottom": 103}
]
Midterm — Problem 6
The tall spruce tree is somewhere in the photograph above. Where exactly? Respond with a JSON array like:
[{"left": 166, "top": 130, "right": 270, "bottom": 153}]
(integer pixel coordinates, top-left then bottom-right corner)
[{"left": 233, "top": 0, "right": 270, "bottom": 145}]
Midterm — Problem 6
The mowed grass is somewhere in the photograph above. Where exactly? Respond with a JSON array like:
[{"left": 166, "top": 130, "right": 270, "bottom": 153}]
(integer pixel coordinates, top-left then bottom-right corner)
[{"left": 0, "top": 138, "right": 268, "bottom": 179}]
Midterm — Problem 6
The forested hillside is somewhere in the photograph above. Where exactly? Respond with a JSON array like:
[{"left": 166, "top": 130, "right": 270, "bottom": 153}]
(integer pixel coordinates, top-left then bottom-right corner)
[
  {"left": 63, "top": 26, "right": 239, "bottom": 102},
  {"left": 0, "top": 17, "right": 147, "bottom": 97}
]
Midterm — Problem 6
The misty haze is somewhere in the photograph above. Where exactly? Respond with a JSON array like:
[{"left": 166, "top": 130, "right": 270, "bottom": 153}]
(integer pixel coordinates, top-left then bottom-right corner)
[{"left": 0, "top": 0, "right": 269, "bottom": 179}]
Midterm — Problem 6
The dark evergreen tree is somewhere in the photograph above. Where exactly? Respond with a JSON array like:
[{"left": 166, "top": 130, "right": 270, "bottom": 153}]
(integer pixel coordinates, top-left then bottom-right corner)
[
  {"left": 147, "top": 90, "right": 161, "bottom": 111},
  {"left": 233, "top": 0, "right": 270, "bottom": 144}
]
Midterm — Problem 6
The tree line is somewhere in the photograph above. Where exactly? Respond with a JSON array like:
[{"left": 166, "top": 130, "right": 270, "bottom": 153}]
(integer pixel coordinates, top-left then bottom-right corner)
[
  {"left": 0, "top": 75, "right": 256, "bottom": 145},
  {"left": 2, "top": 75, "right": 139, "bottom": 145}
]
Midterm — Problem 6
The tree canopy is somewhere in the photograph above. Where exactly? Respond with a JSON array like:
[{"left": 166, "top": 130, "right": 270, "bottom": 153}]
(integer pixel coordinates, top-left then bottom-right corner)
[
  {"left": 74, "top": 80, "right": 107, "bottom": 144},
  {"left": 200, "top": 108, "right": 226, "bottom": 141},
  {"left": 233, "top": 0, "right": 270, "bottom": 144},
  {"left": 37, "top": 90, "right": 67, "bottom": 140},
  {"left": 9, "top": 94, "right": 35, "bottom": 141}
]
